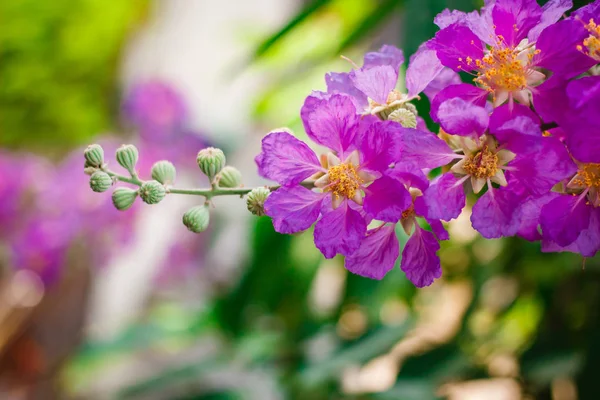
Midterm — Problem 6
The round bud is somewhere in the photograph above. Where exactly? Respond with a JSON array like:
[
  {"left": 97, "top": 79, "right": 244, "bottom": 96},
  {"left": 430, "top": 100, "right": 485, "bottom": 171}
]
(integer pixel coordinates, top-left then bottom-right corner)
[
  {"left": 84, "top": 144, "right": 104, "bottom": 168},
  {"left": 182, "top": 205, "right": 210, "bottom": 233},
  {"left": 139, "top": 180, "right": 166, "bottom": 205},
  {"left": 116, "top": 144, "right": 139, "bottom": 175},
  {"left": 246, "top": 187, "right": 270, "bottom": 216},
  {"left": 218, "top": 166, "right": 243, "bottom": 188},
  {"left": 151, "top": 160, "right": 177, "bottom": 185},
  {"left": 388, "top": 108, "right": 417, "bottom": 128},
  {"left": 89, "top": 171, "right": 113, "bottom": 193},
  {"left": 112, "top": 187, "right": 138, "bottom": 211},
  {"left": 403, "top": 102, "right": 418, "bottom": 117},
  {"left": 197, "top": 147, "right": 226, "bottom": 182}
]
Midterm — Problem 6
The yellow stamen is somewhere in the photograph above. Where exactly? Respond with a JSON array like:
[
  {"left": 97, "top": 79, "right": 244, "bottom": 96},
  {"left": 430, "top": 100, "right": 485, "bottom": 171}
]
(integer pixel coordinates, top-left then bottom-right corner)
[
  {"left": 463, "top": 145, "right": 499, "bottom": 179},
  {"left": 327, "top": 163, "right": 363, "bottom": 200}
]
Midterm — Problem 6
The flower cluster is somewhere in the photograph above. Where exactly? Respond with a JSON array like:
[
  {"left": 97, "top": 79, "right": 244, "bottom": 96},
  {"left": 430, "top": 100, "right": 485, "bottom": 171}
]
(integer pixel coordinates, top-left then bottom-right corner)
[{"left": 255, "top": 0, "right": 600, "bottom": 287}]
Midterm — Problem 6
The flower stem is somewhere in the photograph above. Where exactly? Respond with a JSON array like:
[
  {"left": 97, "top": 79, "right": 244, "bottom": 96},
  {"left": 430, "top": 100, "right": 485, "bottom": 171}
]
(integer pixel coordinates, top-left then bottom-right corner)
[{"left": 105, "top": 169, "right": 315, "bottom": 199}]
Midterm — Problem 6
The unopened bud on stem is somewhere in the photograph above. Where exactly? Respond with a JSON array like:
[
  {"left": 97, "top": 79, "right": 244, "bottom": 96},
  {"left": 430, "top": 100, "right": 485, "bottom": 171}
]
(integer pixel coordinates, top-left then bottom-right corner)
[
  {"left": 218, "top": 166, "right": 242, "bottom": 188},
  {"left": 139, "top": 180, "right": 166, "bottom": 205},
  {"left": 197, "top": 147, "right": 226, "bottom": 182},
  {"left": 116, "top": 144, "right": 139, "bottom": 175},
  {"left": 112, "top": 187, "right": 138, "bottom": 211},
  {"left": 89, "top": 171, "right": 112, "bottom": 193},
  {"left": 84, "top": 144, "right": 104, "bottom": 168},
  {"left": 246, "top": 187, "right": 270, "bottom": 216},
  {"left": 183, "top": 205, "right": 210, "bottom": 233},
  {"left": 151, "top": 160, "right": 177, "bottom": 185}
]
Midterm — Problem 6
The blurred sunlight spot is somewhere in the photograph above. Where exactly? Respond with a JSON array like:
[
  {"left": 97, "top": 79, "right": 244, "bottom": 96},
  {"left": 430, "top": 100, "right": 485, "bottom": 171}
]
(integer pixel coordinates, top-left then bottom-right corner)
[
  {"left": 438, "top": 378, "right": 522, "bottom": 400},
  {"left": 487, "top": 353, "right": 520, "bottom": 378},
  {"left": 8, "top": 269, "right": 44, "bottom": 308},
  {"left": 449, "top": 207, "right": 478, "bottom": 244},
  {"left": 481, "top": 276, "right": 519, "bottom": 312},
  {"left": 551, "top": 377, "right": 578, "bottom": 400},
  {"left": 380, "top": 298, "right": 409, "bottom": 326},
  {"left": 440, "top": 246, "right": 471, "bottom": 271},
  {"left": 473, "top": 238, "right": 503, "bottom": 264},
  {"left": 309, "top": 259, "right": 346, "bottom": 317},
  {"left": 337, "top": 305, "right": 368, "bottom": 340},
  {"left": 342, "top": 354, "right": 398, "bottom": 394}
]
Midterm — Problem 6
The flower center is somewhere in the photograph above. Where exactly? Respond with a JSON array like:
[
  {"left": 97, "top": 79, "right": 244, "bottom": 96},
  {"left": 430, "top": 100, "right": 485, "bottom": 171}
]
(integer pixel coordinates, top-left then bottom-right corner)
[
  {"left": 466, "top": 36, "right": 536, "bottom": 93},
  {"left": 463, "top": 146, "right": 499, "bottom": 179},
  {"left": 571, "top": 163, "right": 600, "bottom": 189},
  {"left": 578, "top": 18, "right": 600, "bottom": 60},
  {"left": 327, "top": 163, "right": 363, "bottom": 199}
]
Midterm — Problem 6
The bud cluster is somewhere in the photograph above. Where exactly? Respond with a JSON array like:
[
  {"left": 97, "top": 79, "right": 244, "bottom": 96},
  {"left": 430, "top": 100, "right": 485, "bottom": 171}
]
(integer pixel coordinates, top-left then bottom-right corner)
[{"left": 84, "top": 143, "right": 270, "bottom": 235}]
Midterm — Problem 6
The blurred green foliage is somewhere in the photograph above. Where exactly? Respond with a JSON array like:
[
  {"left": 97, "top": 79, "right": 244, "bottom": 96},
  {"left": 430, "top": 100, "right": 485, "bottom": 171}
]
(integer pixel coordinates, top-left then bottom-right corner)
[{"left": 0, "top": 0, "right": 147, "bottom": 152}]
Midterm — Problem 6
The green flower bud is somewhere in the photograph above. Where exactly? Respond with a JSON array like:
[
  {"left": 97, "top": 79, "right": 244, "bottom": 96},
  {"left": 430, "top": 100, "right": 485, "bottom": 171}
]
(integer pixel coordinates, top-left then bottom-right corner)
[
  {"left": 403, "top": 102, "right": 418, "bottom": 117},
  {"left": 197, "top": 147, "right": 226, "bottom": 182},
  {"left": 139, "top": 180, "right": 166, "bottom": 205},
  {"left": 89, "top": 171, "right": 113, "bottom": 193},
  {"left": 84, "top": 144, "right": 104, "bottom": 168},
  {"left": 116, "top": 144, "right": 139, "bottom": 175},
  {"left": 182, "top": 205, "right": 210, "bottom": 233},
  {"left": 112, "top": 187, "right": 138, "bottom": 211},
  {"left": 151, "top": 160, "right": 177, "bottom": 185},
  {"left": 246, "top": 187, "right": 270, "bottom": 216},
  {"left": 218, "top": 166, "right": 242, "bottom": 188},
  {"left": 388, "top": 108, "right": 417, "bottom": 128}
]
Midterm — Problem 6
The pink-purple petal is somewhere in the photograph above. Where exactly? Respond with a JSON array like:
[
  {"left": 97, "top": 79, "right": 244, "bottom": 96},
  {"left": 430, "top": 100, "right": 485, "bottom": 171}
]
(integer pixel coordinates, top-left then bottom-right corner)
[
  {"left": 314, "top": 202, "right": 367, "bottom": 258},
  {"left": 431, "top": 84, "right": 488, "bottom": 125},
  {"left": 540, "top": 194, "right": 591, "bottom": 247},
  {"left": 528, "top": 0, "right": 573, "bottom": 42},
  {"left": 397, "top": 128, "right": 458, "bottom": 169},
  {"left": 301, "top": 93, "right": 360, "bottom": 155},
  {"left": 363, "top": 45, "right": 405, "bottom": 71},
  {"left": 471, "top": 188, "right": 522, "bottom": 239},
  {"left": 265, "top": 186, "right": 326, "bottom": 234},
  {"left": 436, "top": 97, "right": 490, "bottom": 136},
  {"left": 489, "top": 103, "right": 542, "bottom": 151},
  {"left": 492, "top": 0, "right": 542, "bottom": 46},
  {"left": 358, "top": 119, "right": 402, "bottom": 172},
  {"left": 427, "top": 25, "right": 485, "bottom": 71},
  {"left": 325, "top": 72, "right": 369, "bottom": 110},
  {"left": 350, "top": 65, "right": 398, "bottom": 105},
  {"left": 401, "top": 228, "right": 442, "bottom": 288},
  {"left": 406, "top": 44, "right": 445, "bottom": 97},
  {"left": 255, "top": 130, "right": 322, "bottom": 185},
  {"left": 415, "top": 173, "right": 466, "bottom": 221},
  {"left": 344, "top": 225, "right": 399, "bottom": 280},
  {"left": 363, "top": 176, "right": 412, "bottom": 222}
]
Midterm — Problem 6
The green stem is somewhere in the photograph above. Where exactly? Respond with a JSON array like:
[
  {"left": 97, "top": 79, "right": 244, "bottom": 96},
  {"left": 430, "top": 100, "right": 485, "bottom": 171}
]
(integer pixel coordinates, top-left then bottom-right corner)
[{"left": 106, "top": 168, "right": 315, "bottom": 199}]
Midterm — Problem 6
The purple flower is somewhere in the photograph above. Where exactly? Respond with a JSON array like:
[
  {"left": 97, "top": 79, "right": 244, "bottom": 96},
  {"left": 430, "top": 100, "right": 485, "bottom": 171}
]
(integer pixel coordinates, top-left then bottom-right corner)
[
  {"left": 122, "top": 80, "right": 188, "bottom": 141},
  {"left": 325, "top": 45, "right": 455, "bottom": 119},
  {"left": 418, "top": 100, "right": 576, "bottom": 239},
  {"left": 256, "top": 93, "right": 415, "bottom": 259},
  {"left": 427, "top": 0, "right": 592, "bottom": 108},
  {"left": 345, "top": 168, "right": 448, "bottom": 287}
]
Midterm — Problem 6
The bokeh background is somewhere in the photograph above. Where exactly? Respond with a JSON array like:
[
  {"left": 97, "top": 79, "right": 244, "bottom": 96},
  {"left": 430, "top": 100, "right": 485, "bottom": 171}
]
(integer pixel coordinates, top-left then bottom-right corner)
[{"left": 1, "top": 0, "right": 599, "bottom": 399}]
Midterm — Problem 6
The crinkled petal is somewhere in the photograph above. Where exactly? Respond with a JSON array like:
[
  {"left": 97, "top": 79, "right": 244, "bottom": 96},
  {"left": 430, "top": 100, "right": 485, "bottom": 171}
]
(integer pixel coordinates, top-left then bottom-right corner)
[
  {"left": 436, "top": 98, "right": 489, "bottom": 136},
  {"left": 326, "top": 72, "right": 369, "bottom": 110},
  {"left": 387, "top": 166, "right": 430, "bottom": 192},
  {"left": 509, "top": 136, "right": 577, "bottom": 195},
  {"left": 350, "top": 65, "right": 398, "bottom": 105},
  {"left": 531, "top": 78, "right": 568, "bottom": 125},
  {"left": 564, "top": 123, "right": 600, "bottom": 163},
  {"left": 489, "top": 103, "right": 542, "bottom": 151},
  {"left": 528, "top": 0, "right": 573, "bottom": 42},
  {"left": 427, "top": 25, "right": 484, "bottom": 71},
  {"left": 406, "top": 44, "right": 445, "bottom": 97},
  {"left": 471, "top": 187, "right": 522, "bottom": 238},
  {"left": 573, "top": 0, "right": 600, "bottom": 20},
  {"left": 401, "top": 227, "right": 442, "bottom": 288},
  {"left": 345, "top": 225, "right": 399, "bottom": 280},
  {"left": 540, "top": 194, "right": 591, "bottom": 247},
  {"left": 431, "top": 84, "right": 488, "bottom": 124},
  {"left": 314, "top": 201, "right": 367, "bottom": 258},
  {"left": 357, "top": 119, "right": 402, "bottom": 172},
  {"left": 567, "top": 75, "right": 600, "bottom": 115},
  {"left": 397, "top": 128, "right": 458, "bottom": 169},
  {"left": 363, "top": 176, "right": 412, "bottom": 222},
  {"left": 492, "top": 0, "right": 542, "bottom": 46},
  {"left": 517, "top": 192, "right": 559, "bottom": 241},
  {"left": 301, "top": 93, "right": 359, "bottom": 155},
  {"left": 363, "top": 45, "right": 405, "bottom": 71},
  {"left": 423, "top": 67, "right": 462, "bottom": 101},
  {"left": 434, "top": 9, "right": 469, "bottom": 29},
  {"left": 265, "top": 186, "right": 326, "bottom": 234},
  {"left": 428, "top": 219, "right": 450, "bottom": 241},
  {"left": 415, "top": 173, "right": 466, "bottom": 221},
  {"left": 255, "top": 130, "right": 322, "bottom": 185},
  {"left": 534, "top": 19, "right": 596, "bottom": 79}
]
